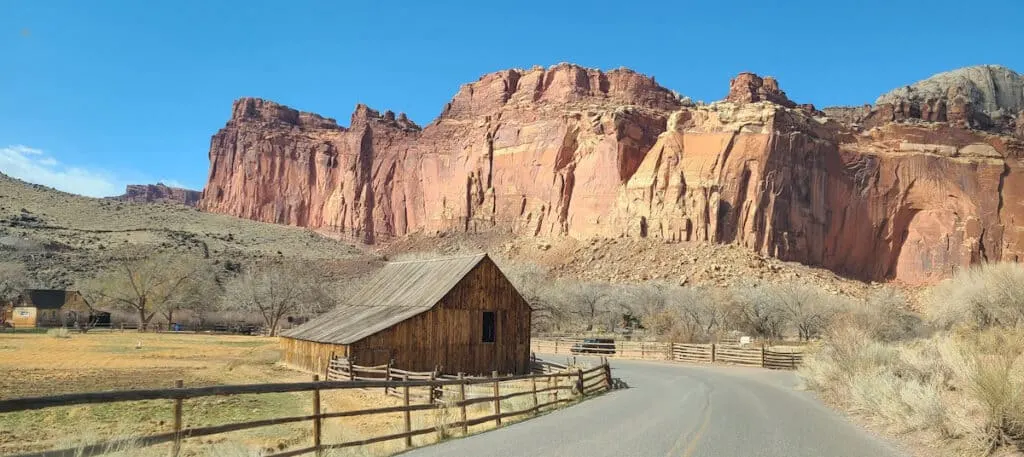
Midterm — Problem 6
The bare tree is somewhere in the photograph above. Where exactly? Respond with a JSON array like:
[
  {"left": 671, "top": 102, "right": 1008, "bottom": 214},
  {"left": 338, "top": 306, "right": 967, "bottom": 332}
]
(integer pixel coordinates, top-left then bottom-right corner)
[
  {"left": 83, "top": 253, "right": 212, "bottom": 331},
  {"left": 627, "top": 282, "right": 669, "bottom": 324},
  {"left": 221, "top": 261, "right": 338, "bottom": 336},
  {"left": 556, "top": 281, "right": 611, "bottom": 332},
  {"left": 730, "top": 282, "right": 789, "bottom": 341},
  {"left": 771, "top": 283, "right": 836, "bottom": 341},
  {"left": 153, "top": 264, "right": 221, "bottom": 330},
  {"left": 0, "top": 261, "right": 29, "bottom": 305},
  {"left": 502, "top": 262, "right": 563, "bottom": 331}
]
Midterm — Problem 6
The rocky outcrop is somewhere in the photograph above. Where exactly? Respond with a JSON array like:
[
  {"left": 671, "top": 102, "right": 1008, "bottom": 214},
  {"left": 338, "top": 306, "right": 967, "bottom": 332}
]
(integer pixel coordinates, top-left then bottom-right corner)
[
  {"left": 200, "top": 64, "right": 1024, "bottom": 284},
  {"left": 725, "top": 73, "right": 796, "bottom": 108},
  {"left": 113, "top": 183, "right": 201, "bottom": 206},
  {"left": 873, "top": 65, "right": 1024, "bottom": 130}
]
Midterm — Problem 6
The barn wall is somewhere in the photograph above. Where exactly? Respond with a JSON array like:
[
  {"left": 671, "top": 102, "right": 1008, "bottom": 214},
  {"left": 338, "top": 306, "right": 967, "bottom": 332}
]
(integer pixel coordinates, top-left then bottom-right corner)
[
  {"left": 11, "top": 307, "right": 37, "bottom": 328},
  {"left": 280, "top": 337, "right": 348, "bottom": 375},
  {"left": 352, "top": 258, "right": 532, "bottom": 375}
]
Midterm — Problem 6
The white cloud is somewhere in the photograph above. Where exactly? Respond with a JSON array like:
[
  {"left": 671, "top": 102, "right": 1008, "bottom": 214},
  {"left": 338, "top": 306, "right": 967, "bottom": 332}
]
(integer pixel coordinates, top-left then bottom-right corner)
[{"left": 0, "top": 145, "right": 123, "bottom": 197}]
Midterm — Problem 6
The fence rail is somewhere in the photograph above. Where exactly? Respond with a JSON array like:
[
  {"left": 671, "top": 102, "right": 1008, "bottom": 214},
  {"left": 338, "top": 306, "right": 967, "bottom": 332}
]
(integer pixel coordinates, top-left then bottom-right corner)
[
  {"left": 530, "top": 338, "right": 804, "bottom": 370},
  {"left": 0, "top": 356, "right": 612, "bottom": 457}
]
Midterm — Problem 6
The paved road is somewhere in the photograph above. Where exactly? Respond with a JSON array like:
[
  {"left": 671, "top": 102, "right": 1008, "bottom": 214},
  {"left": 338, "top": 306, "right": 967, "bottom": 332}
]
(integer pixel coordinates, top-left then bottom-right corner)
[{"left": 402, "top": 357, "right": 907, "bottom": 457}]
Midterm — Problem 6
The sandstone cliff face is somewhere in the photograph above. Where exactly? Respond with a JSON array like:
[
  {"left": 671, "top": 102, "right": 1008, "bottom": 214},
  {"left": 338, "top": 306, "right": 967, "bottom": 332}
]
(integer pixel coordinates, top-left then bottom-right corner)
[
  {"left": 114, "top": 183, "right": 201, "bottom": 206},
  {"left": 832, "top": 123, "right": 1024, "bottom": 283},
  {"left": 201, "top": 64, "right": 681, "bottom": 243},
  {"left": 201, "top": 98, "right": 420, "bottom": 243},
  {"left": 200, "top": 64, "right": 1024, "bottom": 284}
]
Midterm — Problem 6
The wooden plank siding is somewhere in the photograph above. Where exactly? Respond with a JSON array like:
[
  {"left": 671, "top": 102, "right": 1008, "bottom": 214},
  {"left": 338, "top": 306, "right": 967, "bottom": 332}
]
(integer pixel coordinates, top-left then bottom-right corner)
[
  {"left": 282, "top": 254, "right": 532, "bottom": 376},
  {"left": 351, "top": 257, "right": 531, "bottom": 375},
  {"left": 281, "top": 337, "right": 348, "bottom": 375}
]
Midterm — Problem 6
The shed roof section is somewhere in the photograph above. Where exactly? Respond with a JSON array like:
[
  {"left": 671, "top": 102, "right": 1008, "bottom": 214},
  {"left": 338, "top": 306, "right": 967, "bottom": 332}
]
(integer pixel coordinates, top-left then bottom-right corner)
[{"left": 282, "top": 253, "right": 488, "bottom": 344}]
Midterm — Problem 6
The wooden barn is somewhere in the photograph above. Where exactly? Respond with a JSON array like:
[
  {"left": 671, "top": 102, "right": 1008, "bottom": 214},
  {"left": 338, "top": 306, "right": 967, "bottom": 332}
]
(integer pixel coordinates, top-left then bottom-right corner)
[
  {"left": 8, "top": 289, "right": 97, "bottom": 328},
  {"left": 281, "top": 253, "right": 532, "bottom": 375}
]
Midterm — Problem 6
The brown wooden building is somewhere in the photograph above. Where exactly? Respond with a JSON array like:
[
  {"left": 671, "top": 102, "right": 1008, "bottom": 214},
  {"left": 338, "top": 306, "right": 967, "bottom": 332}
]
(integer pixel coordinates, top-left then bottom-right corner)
[
  {"left": 6, "top": 289, "right": 98, "bottom": 328},
  {"left": 281, "top": 253, "right": 532, "bottom": 375}
]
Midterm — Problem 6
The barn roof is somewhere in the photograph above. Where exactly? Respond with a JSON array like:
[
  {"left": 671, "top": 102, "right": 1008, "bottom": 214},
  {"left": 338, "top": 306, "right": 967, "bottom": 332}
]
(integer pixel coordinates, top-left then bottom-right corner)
[
  {"left": 23, "top": 290, "right": 86, "bottom": 310},
  {"left": 281, "top": 253, "right": 489, "bottom": 344}
]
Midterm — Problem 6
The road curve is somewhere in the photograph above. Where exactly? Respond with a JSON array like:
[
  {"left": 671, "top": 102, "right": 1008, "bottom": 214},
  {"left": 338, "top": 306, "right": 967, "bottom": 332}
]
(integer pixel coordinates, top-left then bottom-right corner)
[{"left": 401, "top": 357, "right": 906, "bottom": 457}]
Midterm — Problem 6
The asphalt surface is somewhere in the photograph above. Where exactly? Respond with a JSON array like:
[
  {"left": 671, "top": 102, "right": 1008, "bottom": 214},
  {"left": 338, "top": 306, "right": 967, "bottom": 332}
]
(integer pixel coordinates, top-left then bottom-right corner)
[{"left": 401, "top": 356, "right": 907, "bottom": 457}]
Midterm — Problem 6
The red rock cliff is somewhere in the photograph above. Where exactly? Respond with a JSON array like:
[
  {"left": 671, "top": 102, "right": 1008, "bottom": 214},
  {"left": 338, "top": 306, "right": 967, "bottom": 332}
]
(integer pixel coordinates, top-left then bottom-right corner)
[
  {"left": 114, "top": 183, "right": 201, "bottom": 206},
  {"left": 201, "top": 64, "right": 680, "bottom": 242},
  {"left": 200, "top": 64, "right": 1024, "bottom": 283}
]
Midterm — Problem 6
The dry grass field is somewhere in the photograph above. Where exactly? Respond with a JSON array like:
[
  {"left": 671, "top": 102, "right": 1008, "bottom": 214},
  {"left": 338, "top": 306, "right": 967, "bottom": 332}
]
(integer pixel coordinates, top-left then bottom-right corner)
[{"left": 0, "top": 331, "right": 562, "bottom": 457}]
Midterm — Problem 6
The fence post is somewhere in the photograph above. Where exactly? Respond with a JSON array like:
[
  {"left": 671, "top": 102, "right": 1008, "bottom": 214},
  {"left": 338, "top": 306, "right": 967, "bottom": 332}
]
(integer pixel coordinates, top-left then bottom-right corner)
[
  {"left": 171, "top": 379, "right": 183, "bottom": 457},
  {"left": 761, "top": 344, "right": 766, "bottom": 368},
  {"left": 711, "top": 343, "right": 716, "bottom": 363},
  {"left": 402, "top": 374, "right": 412, "bottom": 448},
  {"left": 384, "top": 360, "right": 392, "bottom": 395},
  {"left": 312, "top": 374, "right": 322, "bottom": 457},
  {"left": 492, "top": 370, "right": 501, "bottom": 427},
  {"left": 576, "top": 368, "right": 584, "bottom": 398},
  {"left": 791, "top": 353, "right": 796, "bottom": 370},
  {"left": 554, "top": 338, "right": 559, "bottom": 353},
  {"left": 457, "top": 373, "right": 468, "bottom": 436},
  {"left": 551, "top": 373, "right": 558, "bottom": 404},
  {"left": 429, "top": 370, "right": 437, "bottom": 402},
  {"left": 530, "top": 375, "right": 538, "bottom": 413},
  {"left": 670, "top": 342, "right": 676, "bottom": 361},
  {"left": 641, "top": 342, "right": 645, "bottom": 359},
  {"left": 604, "top": 358, "right": 613, "bottom": 391},
  {"left": 348, "top": 358, "right": 355, "bottom": 382}
]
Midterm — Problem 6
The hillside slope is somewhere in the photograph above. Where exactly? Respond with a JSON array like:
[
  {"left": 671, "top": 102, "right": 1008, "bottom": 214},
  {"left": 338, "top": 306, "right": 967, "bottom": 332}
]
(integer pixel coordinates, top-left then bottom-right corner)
[{"left": 0, "top": 174, "right": 371, "bottom": 287}]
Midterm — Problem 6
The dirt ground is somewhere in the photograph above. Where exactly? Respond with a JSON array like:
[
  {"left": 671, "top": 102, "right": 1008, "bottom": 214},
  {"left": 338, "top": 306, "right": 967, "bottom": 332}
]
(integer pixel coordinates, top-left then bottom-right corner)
[{"left": 0, "top": 331, "right": 565, "bottom": 457}]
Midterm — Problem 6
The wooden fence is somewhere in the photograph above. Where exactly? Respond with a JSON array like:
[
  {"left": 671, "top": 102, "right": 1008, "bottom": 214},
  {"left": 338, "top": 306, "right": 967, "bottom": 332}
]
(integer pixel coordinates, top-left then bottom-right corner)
[
  {"left": 531, "top": 338, "right": 804, "bottom": 370},
  {"left": 325, "top": 356, "right": 583, "bottom": 404},
  {"left": 0, "top": 358, "right": 612, "bottom": 457}
]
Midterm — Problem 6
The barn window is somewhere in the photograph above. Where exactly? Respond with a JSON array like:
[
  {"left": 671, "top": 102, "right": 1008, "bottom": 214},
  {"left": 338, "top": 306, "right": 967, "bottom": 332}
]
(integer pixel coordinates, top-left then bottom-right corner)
[{"left": 482, "top": 312, "right": 496, "bottom": 343}]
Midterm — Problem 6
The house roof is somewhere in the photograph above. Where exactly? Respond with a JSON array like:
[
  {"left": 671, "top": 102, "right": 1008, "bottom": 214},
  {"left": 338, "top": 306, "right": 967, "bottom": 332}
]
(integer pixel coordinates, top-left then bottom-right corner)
[
  {"left": 23, "top": 290, "right": 84, "bottom": 310},
  {"left": 281, "top": 253, "right": 489, "bottom": 345}
]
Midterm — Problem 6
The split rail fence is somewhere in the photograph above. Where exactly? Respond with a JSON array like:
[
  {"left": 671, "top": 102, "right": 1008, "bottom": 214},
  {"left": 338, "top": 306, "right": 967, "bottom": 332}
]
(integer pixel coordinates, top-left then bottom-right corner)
[
  {"left": 530, "top": 337, "right": 804, "bottom": 370},
  {"left": 325, "top": 356, "right": 576, "bottom": 403},
  {"left": 0, "top": 358, "right": 611, "bottom": 457}
]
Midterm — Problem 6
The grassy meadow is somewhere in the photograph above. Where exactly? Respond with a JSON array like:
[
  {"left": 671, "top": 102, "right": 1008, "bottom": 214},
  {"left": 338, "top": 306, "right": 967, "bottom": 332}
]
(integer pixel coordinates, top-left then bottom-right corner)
[{"left": 0, "top": 331, "right": 569, "bottom": 457}]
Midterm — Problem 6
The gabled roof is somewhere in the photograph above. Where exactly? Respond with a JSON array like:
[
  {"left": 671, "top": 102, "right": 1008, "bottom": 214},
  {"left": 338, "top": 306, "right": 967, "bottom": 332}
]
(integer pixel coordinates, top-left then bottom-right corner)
[
  {"left": 282, "top": 253, "right": 488, "bottom": 344},
  {"left": 22, "top": 290, "right": 86, "bottom": 310}
]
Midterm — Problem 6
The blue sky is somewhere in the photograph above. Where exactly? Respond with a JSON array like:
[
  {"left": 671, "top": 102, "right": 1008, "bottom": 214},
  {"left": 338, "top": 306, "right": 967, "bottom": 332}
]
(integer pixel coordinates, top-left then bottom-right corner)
[{"left": 2, "top": 0, "right": 1022, "bottom": 197}]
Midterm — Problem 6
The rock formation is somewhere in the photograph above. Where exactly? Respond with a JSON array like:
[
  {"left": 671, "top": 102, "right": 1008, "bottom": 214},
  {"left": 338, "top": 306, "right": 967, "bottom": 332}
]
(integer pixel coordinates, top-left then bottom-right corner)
[
  {"left": 201, "top": 64, "right": 680, "bottom": 243},
  {"left": 200, "top": 64, "right": 1024, "bottom": 284},
  {"left": 873, "top": 65, "right": 1024, "bottom": 129},
  {"left": 113, "top": 183, "right": 201, "bottom": 206},
  {"left": 725, "top": 72, "right": 796, "bottom": 108}
]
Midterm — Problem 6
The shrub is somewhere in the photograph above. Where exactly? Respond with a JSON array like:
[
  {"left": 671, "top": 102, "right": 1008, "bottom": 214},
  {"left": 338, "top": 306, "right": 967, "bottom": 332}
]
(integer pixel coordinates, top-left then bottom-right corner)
[
  {"left": 925, "top": 262, "right": 1024, "bottom": 330},
  {"left": 845, "top": 287, "right": 925, "bottom": 342},
  {"left": 800, "top": 326, "right": 1024, "bottom": 455},
  {"left": 47, "top": 327, "right": 71, "bottom": 339}
]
